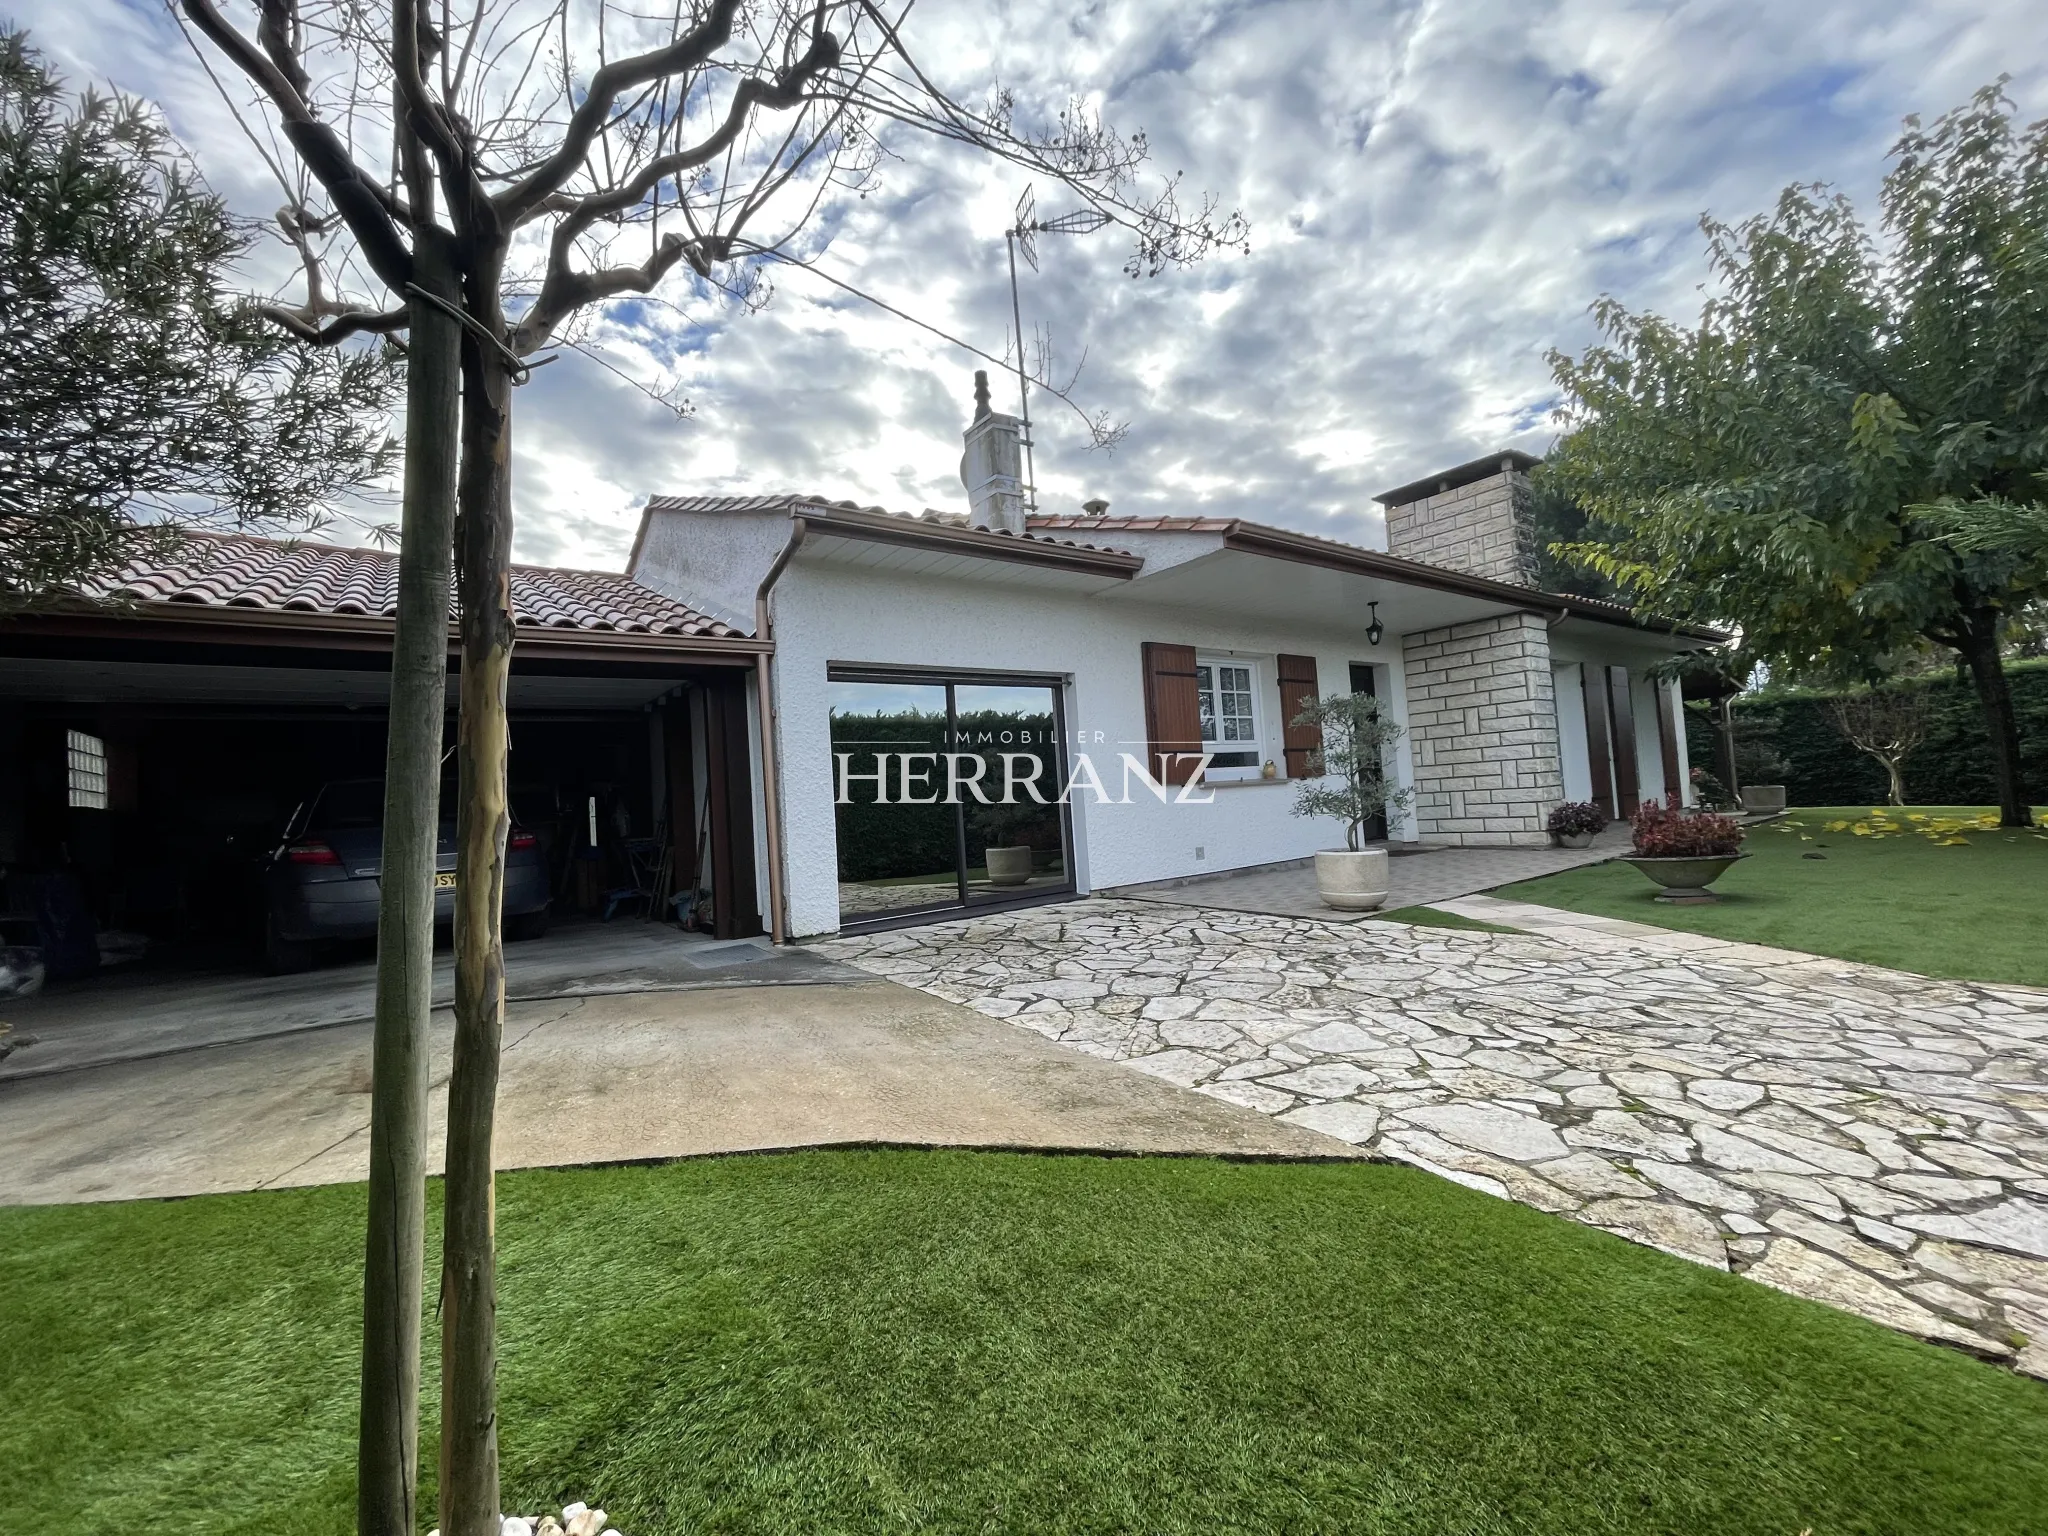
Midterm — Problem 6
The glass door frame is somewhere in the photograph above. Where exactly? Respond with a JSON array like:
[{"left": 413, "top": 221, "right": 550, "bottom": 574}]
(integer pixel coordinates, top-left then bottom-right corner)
[{"left": 827, "top": 662, "right": 1079, "bottom": 934}]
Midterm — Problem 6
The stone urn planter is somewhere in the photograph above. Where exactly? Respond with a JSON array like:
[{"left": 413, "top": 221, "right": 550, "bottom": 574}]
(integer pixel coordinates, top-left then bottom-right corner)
[
  {"left": 1314, "top": 848, "right": 1391, "bottom": 911},
  {"left": 984, "top": 845, "right": 1034, "bottom": 886},
  {"left": 1622, "top": 852, "right": 1749, "bottom": 903},
  {"left": 1739, "top": 784, "right": 1787, "bottom": 815},
  {"left": 1554, "top": 830, "right": 1595, "bottom": 849}
]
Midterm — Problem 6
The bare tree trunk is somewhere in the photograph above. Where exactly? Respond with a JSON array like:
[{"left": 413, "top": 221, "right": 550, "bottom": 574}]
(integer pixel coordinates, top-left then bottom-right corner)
[
  {"left": 358, "top": 231, "right": 459, "bottom": 1536},
  {"left": 1954, "top": 615, "right": 2033, "bottom": 828},
  {"left": 1885, "top": 758, "right": 1907, "bottom": 807},
  {"left": 439, "top": 285, "right": 515, "bottom": 1536}
]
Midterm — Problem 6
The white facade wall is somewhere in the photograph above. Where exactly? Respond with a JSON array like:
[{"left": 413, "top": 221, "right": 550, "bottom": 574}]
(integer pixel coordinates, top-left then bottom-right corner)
[
  {"left": 1400, "top": 613, "right": 1564, "bottom": 847},
  {"left": 768, "top": 560, "right": 1410, "bottom": 937},
  {"left": 632, "top": 506, "right": 791, "bottom": 630}
]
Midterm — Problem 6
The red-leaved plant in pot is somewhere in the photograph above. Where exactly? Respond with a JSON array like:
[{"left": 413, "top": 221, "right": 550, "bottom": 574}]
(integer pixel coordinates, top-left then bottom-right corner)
[
  {"left": 1623, "top": 795, "right": 1747, "bottom": 901},
  {"left": 1546, "top": 801, "right": 1607, "bottom": 848}
]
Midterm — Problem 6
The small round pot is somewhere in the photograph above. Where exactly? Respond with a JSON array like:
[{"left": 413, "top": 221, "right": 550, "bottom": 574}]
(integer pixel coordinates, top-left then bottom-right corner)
[
  {"left": 984, "top": 845, "right": 1034, "bottom": 886},
  {"left": 1314, "top": 848, "right": 1390, "bottom": 911},
  {"left": 1553, "top": 830, "right": 1596, "bottom": 849},
  {"left": 1622, "top": 851, "right": 1748, "bottom": 903}
]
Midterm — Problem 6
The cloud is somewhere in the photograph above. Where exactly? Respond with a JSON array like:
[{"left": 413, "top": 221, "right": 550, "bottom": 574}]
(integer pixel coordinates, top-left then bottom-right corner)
[{"left": 15, "top": 0, "right": 2047, "bottom": 568}]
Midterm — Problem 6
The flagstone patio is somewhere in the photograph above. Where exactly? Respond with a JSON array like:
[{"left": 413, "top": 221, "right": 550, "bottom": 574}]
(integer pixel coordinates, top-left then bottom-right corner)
[
  {"left": 1104, "top": 825, "right": 1634, "bottom": 922},
  {"left": 821, "top": 898, "right": 2048, "bottom": 1374}
]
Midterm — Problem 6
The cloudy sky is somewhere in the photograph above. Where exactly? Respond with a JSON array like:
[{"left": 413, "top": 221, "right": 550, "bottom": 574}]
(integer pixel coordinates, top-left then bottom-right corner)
[{"left": 17, "top": 0, "right": 2048, "bottom": 568}]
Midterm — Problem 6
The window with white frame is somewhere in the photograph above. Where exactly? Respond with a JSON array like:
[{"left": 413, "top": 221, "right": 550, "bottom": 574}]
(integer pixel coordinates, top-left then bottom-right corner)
[
  {"left": 66, "top": 729, "right": 108, "bottom": 809},
  {"left": 1194, "top": 655, "right": 1265, "bottom": 778}
]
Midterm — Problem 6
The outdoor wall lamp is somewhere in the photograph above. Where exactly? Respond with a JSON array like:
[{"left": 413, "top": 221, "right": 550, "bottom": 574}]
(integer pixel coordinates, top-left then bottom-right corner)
[{"left": 1366, "top": 602, "right": 1384, "bottom": 647}]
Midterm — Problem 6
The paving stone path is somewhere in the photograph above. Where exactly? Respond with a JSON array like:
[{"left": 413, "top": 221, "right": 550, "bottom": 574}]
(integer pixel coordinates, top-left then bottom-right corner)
[{"left": 822, "top": 899, "right": 2048, "bottom": 1375}]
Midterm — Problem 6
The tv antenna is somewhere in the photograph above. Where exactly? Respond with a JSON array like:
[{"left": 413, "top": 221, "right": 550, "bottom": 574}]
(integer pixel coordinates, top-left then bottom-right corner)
[{"left": 1004, "top": 186, "right": 1111, "bottom": 511}]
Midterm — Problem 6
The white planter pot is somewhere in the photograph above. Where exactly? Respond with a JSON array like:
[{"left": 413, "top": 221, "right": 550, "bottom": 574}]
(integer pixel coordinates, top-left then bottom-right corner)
[
  {"left": 984, "top": 845, "right": 1034, "bottom": 886},
  {"left": 1314, "top": 848, "right": 1390, "bottom": 911}
]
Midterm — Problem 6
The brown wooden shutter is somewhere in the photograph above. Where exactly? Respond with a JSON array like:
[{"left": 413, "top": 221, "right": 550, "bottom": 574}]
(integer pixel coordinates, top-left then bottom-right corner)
[
  {"left": 1141, "top": 642, "right": 1203, "bottom": 785},
  {"left": 1606, "top": 665, "right": 1641, "bottom": 815},
  {"left": 1580, "top": 664, "right": 1617, "bottom": 819},
  {"left": 1277, "top": 653, "right": 1321, "bottom": 779}
]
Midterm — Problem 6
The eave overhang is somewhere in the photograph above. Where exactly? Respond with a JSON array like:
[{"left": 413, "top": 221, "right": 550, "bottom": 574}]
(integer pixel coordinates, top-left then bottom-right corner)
[
  {"left": 793, "top": 501, "right": 1144, "bottom": 580},
  {"left": 1217, "top": 524, "right": 1728, "bottom": 644}
]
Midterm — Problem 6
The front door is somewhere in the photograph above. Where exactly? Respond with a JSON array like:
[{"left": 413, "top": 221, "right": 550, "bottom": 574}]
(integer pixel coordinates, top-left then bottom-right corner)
[{"left": 1347, "top": 663, "right": 1387, "bottom": 843}]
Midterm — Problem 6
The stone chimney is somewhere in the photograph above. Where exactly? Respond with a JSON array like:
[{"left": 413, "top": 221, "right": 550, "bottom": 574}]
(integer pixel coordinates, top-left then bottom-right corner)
[
  {"left": 1375, "top": 450, "right": 1541, "bottom": 586},
  {"left": 959, "top": 370, "right": 1026, "bottom": 535}
]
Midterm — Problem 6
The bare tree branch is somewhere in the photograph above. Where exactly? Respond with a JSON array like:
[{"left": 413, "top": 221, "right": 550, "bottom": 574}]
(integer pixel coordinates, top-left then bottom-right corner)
[
  {"left": 180, "top": 0, "right": 415, "bottom": 291},
  {"left": 494, "top": 0, "right": 741, "bottom": 219},
  {"left": 257, "top": 302, "right": 412, "bottom": 345}
]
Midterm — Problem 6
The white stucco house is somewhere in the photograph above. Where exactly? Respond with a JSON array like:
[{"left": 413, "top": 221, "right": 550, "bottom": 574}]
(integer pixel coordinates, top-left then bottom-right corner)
[{"left": 629, "top": 373, "right": 1724, "bottom": 940}]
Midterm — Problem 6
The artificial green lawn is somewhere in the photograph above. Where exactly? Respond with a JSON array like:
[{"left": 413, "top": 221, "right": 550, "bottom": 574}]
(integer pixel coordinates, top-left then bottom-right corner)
[
  {"left": 1496, "top": 806, "right": 2048, "bottom": 988},
  {"left": 6, "top": 1151, "right": 2046, "bottom": 1535},
  {"left": 1373, "top": 904, "right": 1524, "bottom": 934}
]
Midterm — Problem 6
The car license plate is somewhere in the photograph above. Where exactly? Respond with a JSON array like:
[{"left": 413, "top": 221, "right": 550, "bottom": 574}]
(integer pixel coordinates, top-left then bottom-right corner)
[{"left": 434, "top": 872, "right": 457, "bottom": 889}]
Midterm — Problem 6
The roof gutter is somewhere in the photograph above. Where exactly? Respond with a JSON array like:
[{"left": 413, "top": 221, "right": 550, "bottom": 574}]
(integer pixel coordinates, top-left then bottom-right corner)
[{"left": 752, "top": 517, "right": 808, "bottom": 944}]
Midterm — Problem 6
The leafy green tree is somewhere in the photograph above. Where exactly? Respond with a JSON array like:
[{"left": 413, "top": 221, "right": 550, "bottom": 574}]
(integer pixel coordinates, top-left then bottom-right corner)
[
  {"left": 0, "top": 32, "right": 397, "bottom": 611},
  {"left": 1527, "top": 479, "right": 1623, "bottom": 601},
  {"left": 1545, "top": 84, "right": 2048, "bottom": 827}
]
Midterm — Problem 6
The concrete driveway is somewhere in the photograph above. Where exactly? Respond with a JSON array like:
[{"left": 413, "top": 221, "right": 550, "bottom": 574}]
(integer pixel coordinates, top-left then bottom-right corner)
[
  {"left": 0, "top": 973, "right": 1353, "bottom": 1206},
  {"left": 0, "top": 919, "right": 868, "bottom": 1080}
]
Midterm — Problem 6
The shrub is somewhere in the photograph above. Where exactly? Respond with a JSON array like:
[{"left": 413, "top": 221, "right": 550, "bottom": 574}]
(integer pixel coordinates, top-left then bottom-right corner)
[
  {"left": 1546, "top": 802, "right": 1607, "bottom": 837},
  {"left": 1290, "top": 692, "right": 1414, "bottom": 850},
  {"left": 1630, "top": 795, "right": 1745, "bottom": 857},
  {"left": 1688, "top": 764, "right": 1737, "bottom": 811}
]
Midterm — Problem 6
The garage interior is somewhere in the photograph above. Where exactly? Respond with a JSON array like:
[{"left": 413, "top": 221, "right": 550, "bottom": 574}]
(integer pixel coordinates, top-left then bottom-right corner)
[{"left": 0, "top": 598, "right": 769, "bottom": 984}]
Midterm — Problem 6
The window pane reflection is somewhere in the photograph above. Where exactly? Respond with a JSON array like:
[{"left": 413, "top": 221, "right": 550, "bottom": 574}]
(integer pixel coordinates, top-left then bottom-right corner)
[
  {"left": 829, "top": 676, "right": 1073, "bottom": 925},
  {"left": 829, "top": 681, "right": 958, "bottom": 919}
]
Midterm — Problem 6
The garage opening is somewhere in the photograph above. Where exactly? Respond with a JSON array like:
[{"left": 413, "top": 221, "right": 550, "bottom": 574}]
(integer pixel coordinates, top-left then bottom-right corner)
[{"left": 0, "top": 632, "right": 768, "bottom": 984}]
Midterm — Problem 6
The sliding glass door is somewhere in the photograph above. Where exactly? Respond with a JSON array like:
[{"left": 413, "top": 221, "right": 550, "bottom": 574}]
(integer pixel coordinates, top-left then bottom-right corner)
[{"left": 829, "top": 670, "right": 1073, "bottom": 928}]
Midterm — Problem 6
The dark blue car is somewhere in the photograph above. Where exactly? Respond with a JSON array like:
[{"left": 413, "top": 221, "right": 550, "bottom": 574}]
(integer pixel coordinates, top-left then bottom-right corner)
[{"left": 263, "top": 779, "right": 552, "bottom": 971}]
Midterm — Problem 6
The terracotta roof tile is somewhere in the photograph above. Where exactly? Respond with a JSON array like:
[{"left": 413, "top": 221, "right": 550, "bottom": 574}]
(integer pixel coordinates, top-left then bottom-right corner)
[
  {"left": 88, "top": 530, "right": 738, "bottom": 638},
  {"left": 643, "top": 492, "right": 1138, "bottom": 558}
]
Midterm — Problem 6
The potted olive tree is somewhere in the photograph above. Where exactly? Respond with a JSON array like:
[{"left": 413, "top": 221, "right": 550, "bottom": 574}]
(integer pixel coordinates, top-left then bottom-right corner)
[
  {"left": 1622, "top": 795, "right": 1748, "bottom": 902},
  {"left": 1290, "top": 692, "right": 1413, "bottom": 911}
]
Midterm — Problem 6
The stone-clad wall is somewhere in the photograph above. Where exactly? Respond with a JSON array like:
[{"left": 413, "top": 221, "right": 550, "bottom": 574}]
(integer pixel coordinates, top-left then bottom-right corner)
[
  {"left": 1401, "top": 613, "right": 1564, "bottom": 847},
  {"left": 1384, "top": 465, "right": 1536, "bottom": 586}
]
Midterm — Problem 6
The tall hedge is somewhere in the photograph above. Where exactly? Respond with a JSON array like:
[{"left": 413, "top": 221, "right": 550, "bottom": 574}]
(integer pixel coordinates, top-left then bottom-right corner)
[{"left": 1684, "top": 659, "right": 2048, "bottom": 806}]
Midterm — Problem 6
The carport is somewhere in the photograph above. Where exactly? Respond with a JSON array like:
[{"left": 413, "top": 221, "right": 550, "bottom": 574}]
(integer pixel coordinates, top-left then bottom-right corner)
[{"left": 0, "top": 532, "right": 774, "bottom": 984}]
